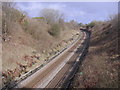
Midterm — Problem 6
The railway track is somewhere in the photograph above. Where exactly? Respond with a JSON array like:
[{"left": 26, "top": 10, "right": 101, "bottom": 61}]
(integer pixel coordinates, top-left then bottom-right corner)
[
  {"left": 58, "top": 30, "right": 91, "bottom": 89},
  {"left": 46, "top": 30, "right": 91, "bottom": 89},
  {"left": 3, "top": 30, "right": 90, "bottom": 89}
]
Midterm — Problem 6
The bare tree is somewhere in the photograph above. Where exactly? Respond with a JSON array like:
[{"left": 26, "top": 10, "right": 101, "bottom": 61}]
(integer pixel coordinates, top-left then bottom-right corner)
[
  {"left": 40, "top": 8, "right": 64, "bottom": 25},
  {"left": 69, "top": 20, "right": 79, "bottom": 29},
  {"left": 2, "top": 2, "right": 23, "bottom": 41}
]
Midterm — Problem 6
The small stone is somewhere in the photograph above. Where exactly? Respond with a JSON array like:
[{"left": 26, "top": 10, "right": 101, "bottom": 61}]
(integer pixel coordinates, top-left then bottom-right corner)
[
  {"left": 80, "top": 72, "right": 83, "bottom": 75},
  {"left": 32, "top": 50, "right": 37, "bottom": 54}
]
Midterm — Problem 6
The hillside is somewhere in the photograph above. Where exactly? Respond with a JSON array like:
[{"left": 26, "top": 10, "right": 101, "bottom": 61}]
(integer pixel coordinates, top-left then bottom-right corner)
[
  {"left": 2, "top": 3, "right": 80, "bottom": 86},
  {"left": 72, "top": 15, "right": 119, "bottom": 88}
]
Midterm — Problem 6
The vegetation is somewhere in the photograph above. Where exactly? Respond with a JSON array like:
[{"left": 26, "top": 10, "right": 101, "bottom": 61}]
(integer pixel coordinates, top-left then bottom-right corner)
[
  {"left": 40, "top": 8, "right": 65, "bottom": 37},
  {"left": 2, "top": 2, "right": 119, "bottom": 89},
  {"left": 87, "top": 21, "right": 96, "bottom": 28},
  {"left": 32, "top": 17, "right": 45, "bottom": 20},
  {"left": 40, "top": 8, "right": 64, "bottom": 25},
  {"left": 48, "top": 24, "right": 61, "bottom": 37},
  {"left": 72, "top": 14, "right": 119, "bottom": 88},
  {"left": 2, "top": 2, "right": 80, "bottom": 88},
  {"left": 78, "top": 23, "right": 84, "bottom": 27},
  {"left": 2, "top": 2, "right": 22, "bottom": 35}
]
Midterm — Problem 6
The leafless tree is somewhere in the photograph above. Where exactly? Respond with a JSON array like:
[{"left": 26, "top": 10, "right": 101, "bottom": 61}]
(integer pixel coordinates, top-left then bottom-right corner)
[{"left": 40, "top": 8, "right": 64, "bottom": 25}]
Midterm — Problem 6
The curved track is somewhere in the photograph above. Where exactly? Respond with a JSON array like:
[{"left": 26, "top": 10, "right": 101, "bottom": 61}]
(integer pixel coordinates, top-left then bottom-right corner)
[{"left": 14, "top": 31, "right": 87, "bottom": 89}]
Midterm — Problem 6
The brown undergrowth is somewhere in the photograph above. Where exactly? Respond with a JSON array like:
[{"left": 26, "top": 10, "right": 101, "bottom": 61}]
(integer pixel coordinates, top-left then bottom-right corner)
[{"left": 72, "top": 15, "right": 119, "bottom": 88}]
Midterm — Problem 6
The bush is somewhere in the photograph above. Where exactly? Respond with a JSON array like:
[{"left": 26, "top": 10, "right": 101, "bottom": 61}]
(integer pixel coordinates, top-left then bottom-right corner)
[
  {"left": 79, "top": 23, "right": 84, "bottom": 27},
  {"left": 2, "top": 2, "right": 24, "bottom": 35},
  {"left": 40, "top": 8, "right": 63, "bottom": 25},
  {"left": 87, "top": 21, "right": 96, "bottom": 28},
  {"left": 22, "top": 19, "right": 28, "bottom": 31},
  {"left": 48, "top": 24, "right": 60, "bottom": 37}
]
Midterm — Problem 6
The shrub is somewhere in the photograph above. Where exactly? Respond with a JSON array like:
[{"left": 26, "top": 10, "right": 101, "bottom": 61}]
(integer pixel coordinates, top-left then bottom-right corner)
[
  {"left": 22, "top": 19, "right": 28, "bottom": 31},
  {"left": 40, "top": 8, "right": 64, "bottom": 25},
  {"left": 87, "top": 21, "right": 96, "bottom": 28},
  {"left": 48, "top": 24, "right": 60, "bottom": 37},
  {"left": 79, "top": 23, "right": 84, "bottom": 27},
  {"left": 2, "top": 2, "right": 24, "bottom": 35}
]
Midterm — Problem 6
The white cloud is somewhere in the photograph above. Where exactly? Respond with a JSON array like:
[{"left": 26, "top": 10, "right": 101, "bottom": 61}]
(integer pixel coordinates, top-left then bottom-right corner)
[
  {"left": 18, "top": 3, "right": 44, "bottom": 10},
  {"left": 47, "top": 3, "right": 66, "bottom": 11},
  {"left": 16, "top": 2, "right": 67, "bottom": 17},
  {"left": 16, "top": 2, "right": 118, "bottom": 23}
]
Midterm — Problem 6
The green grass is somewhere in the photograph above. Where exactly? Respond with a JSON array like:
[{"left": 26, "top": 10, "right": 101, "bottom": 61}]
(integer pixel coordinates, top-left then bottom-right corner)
[{"left": 32, "top": 17, "right": 45, "bottom": 20}]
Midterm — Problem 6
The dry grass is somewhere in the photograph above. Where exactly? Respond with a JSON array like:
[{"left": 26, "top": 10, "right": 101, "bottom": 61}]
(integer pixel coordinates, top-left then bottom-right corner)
[
  {"left": 72, "top": 15, "right": 119, "bottom": 88},
  {"left": 2, "top": 3, "right": 80, "bottom": 86},
  {"left": 72, "top": 48, "right": 119, "bottom": 88}
]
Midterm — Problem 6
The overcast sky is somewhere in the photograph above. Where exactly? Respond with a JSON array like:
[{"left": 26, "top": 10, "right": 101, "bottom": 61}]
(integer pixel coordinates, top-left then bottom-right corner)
[{"left": 16, "top": 2, "right": 118, "bottom": 24}]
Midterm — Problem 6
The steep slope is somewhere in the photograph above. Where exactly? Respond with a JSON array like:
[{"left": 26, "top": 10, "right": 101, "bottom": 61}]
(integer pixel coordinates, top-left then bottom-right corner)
[
  {"left": 72, "top": 15, "right": 119, "bottom": 88},
  {"left": 2, "top": 4, "right": 80, "bottom": 86}
]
